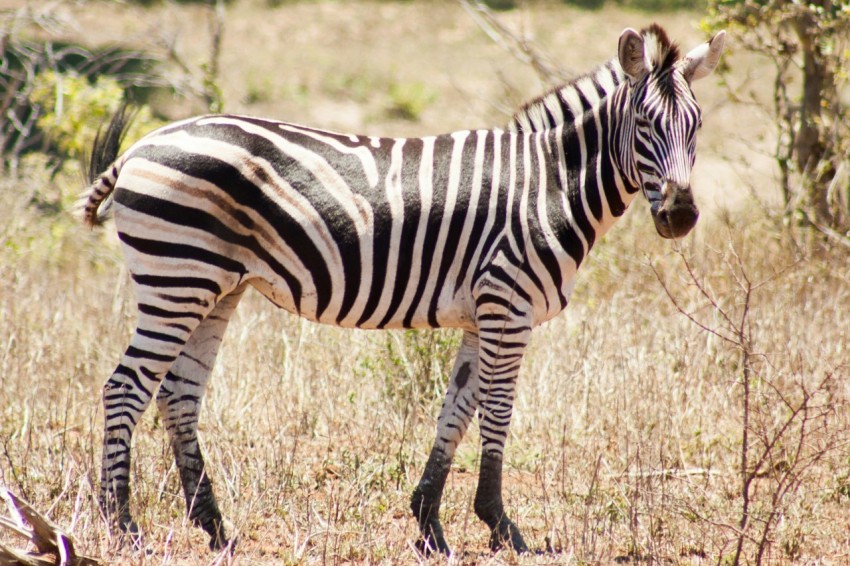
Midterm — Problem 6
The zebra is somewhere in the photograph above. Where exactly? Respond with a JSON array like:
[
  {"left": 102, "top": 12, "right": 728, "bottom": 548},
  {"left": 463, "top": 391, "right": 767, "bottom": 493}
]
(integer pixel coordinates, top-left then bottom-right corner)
[{"left": 79, "top": 23, "right": 725, "bottom": 555}]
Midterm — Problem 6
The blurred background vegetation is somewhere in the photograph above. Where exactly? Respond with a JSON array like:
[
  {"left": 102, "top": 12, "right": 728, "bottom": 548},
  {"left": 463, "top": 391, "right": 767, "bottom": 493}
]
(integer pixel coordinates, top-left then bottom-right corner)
[{"left": 2, "top": 0, "right": 847, "bottom": 241}]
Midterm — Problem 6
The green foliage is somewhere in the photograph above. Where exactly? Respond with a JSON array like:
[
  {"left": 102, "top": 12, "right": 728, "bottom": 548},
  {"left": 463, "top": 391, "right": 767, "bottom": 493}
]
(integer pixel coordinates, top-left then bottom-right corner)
[
  {"left": 483, "top": 0, "right": 519, "bottom": 9},
  {"left": 386, "top": 80, "right": 437, "bottom": 122},
  {"left": 24, "top": 71, "right": 163, "bottom": 213},
  {"left": 1, "top": 36, "right": 158, "bottom": 169},
  {"left": 200, "top": 62, "right": 225, "bottom": 113},
  {"left": 30, "top": 71, "right": 162, "bottom": 162},
  {"left": 561, "top": 0, "right": 606, "bottom": 9}
]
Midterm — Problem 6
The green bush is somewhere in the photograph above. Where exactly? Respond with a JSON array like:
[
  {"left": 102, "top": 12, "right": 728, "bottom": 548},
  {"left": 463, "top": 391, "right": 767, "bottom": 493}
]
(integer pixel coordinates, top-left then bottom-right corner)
[
  {"left": 359, "top": 328, "right": 461, "bottom": 414},
  {"left": 30, "top": 71, "right": 161, "bottom": 161}
]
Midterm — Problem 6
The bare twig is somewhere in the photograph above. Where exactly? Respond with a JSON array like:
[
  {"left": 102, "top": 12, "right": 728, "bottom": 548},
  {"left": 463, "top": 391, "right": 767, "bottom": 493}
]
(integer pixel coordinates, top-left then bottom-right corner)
[
  {"left": 648, "top": 259, "right": 737, "bottom": 347},
  {"left": 459, "top": 0, "right": 571, "bottom": 85}
]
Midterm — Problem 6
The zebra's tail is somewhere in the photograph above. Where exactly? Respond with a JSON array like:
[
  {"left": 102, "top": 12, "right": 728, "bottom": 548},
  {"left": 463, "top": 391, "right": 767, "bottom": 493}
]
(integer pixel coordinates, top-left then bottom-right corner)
[{"left": 77, "top": 103, "right": 134, "bottom": 228}]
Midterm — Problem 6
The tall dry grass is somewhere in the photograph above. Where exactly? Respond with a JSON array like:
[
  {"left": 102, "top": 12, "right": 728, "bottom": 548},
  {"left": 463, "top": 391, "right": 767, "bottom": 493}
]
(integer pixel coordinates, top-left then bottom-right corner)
[{"left": 1, "top": 164, "right": 847, "bottom": 564}]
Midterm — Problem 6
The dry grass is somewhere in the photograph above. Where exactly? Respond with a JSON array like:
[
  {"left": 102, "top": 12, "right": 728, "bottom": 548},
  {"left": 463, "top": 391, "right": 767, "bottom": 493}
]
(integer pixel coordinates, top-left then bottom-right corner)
[
  {"left": 2, "top": 1, "right": 849, "bottom": 564},
  {"left": 3, "top": 175, "right": 848, "bottom": 565}
]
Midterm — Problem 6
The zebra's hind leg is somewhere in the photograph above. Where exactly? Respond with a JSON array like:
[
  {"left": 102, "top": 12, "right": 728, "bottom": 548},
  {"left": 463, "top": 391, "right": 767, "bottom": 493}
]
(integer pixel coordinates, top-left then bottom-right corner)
[
  {"left": 155, "top": 284, "right": 247, "bottom": 551},
  {"left": 100, "top": 287, "right": 220, "bottom": 548},
  {"left": 411, "top": 331, "right": 480, "bottom": 556}
]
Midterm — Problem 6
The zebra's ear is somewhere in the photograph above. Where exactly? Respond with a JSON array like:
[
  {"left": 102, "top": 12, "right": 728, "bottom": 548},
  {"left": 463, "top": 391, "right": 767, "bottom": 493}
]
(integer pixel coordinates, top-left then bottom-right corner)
[
  {"left": 680, "top": 31, "right": 726, "bottom": 84},
  {"left": 618, "top": 28, "right": 649, "bottom": 83}
]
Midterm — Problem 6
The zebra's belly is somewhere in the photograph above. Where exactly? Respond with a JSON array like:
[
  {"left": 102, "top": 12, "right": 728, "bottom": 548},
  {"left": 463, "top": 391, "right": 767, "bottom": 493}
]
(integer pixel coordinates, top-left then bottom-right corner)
[{"left": 248, "top": 276, "right": 477, "bottom": 331}]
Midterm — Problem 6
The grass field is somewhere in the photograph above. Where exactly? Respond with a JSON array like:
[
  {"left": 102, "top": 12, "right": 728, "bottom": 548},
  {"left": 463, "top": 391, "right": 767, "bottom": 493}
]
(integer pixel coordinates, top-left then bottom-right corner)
[{"left": 1, "top": 1, "right": 849, "bottom": 564}]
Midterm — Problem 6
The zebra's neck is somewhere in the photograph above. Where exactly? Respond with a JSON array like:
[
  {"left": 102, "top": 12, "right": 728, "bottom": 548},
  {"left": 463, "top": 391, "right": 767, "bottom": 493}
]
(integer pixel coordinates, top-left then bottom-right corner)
[
  {"left": 533, "top": 78, "right": 640, "bottom": 286},
  {"left": 508, "top": 58, "right": 625, "bottom": 133}
]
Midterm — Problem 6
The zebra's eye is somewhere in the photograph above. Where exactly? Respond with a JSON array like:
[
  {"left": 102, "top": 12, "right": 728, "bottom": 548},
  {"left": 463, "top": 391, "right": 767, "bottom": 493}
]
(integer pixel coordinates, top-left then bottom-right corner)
[{"left": 635, "top": 117, "right": 651, "bottom": 129}]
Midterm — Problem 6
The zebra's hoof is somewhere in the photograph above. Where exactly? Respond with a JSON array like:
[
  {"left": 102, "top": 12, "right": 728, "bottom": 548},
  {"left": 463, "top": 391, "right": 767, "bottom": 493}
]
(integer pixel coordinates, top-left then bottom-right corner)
[
  {"left": 208, "top": 518, "right": 237, "bottom": 552},
  {"left": 488, "top": 518, "right": 529, "bottom": 554},
  {"left": 117, "top": 518, "right": 145, "bottom": 552},
  {"left": 414, "top": 535, "right": 451, "bottom": 557}
]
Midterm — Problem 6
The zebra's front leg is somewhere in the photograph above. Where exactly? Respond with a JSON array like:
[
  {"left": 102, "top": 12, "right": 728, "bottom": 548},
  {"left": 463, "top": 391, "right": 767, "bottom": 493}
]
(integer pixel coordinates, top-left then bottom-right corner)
[
  {"left": 411, "top": 331, "right": 480, "bottom": 556},
  {"left": 475, "top": 452, "right": 527, "bottom": 553},
  {"left": 155, "top": 286, "right": 246, "bottom": 551},
  {"left": 474, "top": 324, "right": 530, "bottom": 553}
]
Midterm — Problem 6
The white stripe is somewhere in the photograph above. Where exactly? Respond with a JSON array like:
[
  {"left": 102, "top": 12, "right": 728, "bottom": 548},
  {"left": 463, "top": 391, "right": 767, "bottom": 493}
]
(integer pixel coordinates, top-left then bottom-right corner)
[{"left": 434, "top": 130, "right": 488, "bottom": 328}]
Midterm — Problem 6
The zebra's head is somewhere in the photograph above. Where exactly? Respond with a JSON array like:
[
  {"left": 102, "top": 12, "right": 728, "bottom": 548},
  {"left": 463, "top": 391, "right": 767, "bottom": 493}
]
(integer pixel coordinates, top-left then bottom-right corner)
[{"left": 617, "top": 24, "right": 725, "bottom": 239}]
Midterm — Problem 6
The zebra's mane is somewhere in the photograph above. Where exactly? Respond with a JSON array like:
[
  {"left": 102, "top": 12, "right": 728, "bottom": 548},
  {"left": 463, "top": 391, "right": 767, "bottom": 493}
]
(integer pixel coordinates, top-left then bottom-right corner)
[
  {"left": 641, "top": 23, "right": 680, "bottom": 76},
  {"left": 508, "top": 24, "right": 680, "bottom": 133}
]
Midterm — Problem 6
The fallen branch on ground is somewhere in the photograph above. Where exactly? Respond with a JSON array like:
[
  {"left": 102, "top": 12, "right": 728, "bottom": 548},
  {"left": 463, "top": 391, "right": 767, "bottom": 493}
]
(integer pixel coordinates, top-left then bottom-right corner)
[{"left": 0, "top": 488, "right": 98, "bottom": 566}]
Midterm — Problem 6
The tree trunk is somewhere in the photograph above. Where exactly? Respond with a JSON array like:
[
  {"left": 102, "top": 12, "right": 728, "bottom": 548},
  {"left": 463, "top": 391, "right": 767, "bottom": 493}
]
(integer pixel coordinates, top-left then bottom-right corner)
[{"left": 794, "top": 5, "right": 837, "bottom": 227}]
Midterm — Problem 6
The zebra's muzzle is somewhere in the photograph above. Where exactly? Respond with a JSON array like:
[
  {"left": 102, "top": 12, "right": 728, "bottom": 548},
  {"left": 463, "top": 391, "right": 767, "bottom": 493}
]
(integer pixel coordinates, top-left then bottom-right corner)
[{"left": 651, "top": 181, "right": 699, "bottom": 239}]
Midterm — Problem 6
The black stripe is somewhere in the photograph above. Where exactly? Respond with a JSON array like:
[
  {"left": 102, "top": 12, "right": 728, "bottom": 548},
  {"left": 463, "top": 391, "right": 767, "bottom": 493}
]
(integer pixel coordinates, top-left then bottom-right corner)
[
  {"left": 563, "top": 125, "right": 596, "bottom": 249},
  {"left": 599, "top": 108, "right": 626, "bottom": 217},
  {"left": 138, "top": 302, "right": 203, "bottom": 321},
  {"left": 125, "top": 345, "right": 175, "bottom": 363},
  {"left": 155, "top": 293, "right": 210, "bottom": 307},
  {"left": 137, "top": 328, "right": 185, "bottom": 345},
  {"left": 557, "top": 90, "right": 577, "bottom": 125},
  {"left": 472, "top": 141, "right": 511, "bottom": 289},
  {"left": 112, "top": 364, "right": 152, "bottom": 398},
  {"left": 454, "top": 132, "right": 495, "bottom": 295},
  {"left": 357, "top": 139, "right": 409, "bottom": 326},
  {"left": 131, "top": 273, "right": 222, "bottom": 295},
  {"left": 123, "top": 145, "right": 315, "bottom": 313},
  {"left": 119, "top": 232, "right": 246, "bottom": 276},
  {"left": 484, "top": 265, "right": 533, "bottom": 305},
  {"left": 115, "top": 184, "right": 308, "bottom": 312},
  {"left": 198, "top": 119, "right": 371, "bottom": 321},
  {"left": 581, "top": 91, "right": 603, "bottom": 222},
  {"left": 521, "top": 135, "right": 560, "bottom": 309},
  {"left": 474, "top": 292, "right": 527, "bottom": 318}
]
